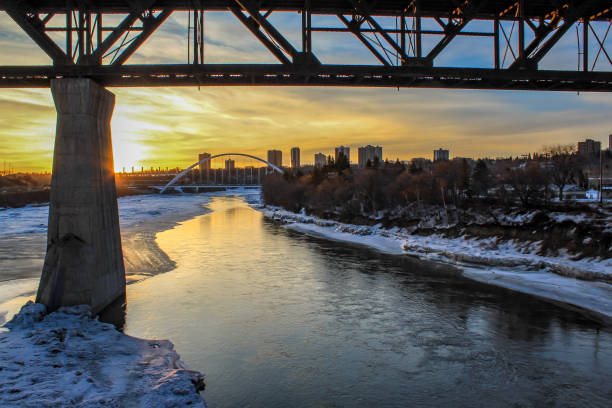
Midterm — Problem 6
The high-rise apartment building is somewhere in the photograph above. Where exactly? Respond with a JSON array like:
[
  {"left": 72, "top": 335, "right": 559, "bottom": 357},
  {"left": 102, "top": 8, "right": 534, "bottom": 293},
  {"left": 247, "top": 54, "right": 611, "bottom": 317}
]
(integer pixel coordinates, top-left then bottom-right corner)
[
  {"left": 199, "top": 152, "right": 211, "bottom": 171},
  {"left": 335, "top": 146, "right": 350, "bottom": 164},
  {"left": 358, "top": 145, "right": 383, "bottom": 168},
  {"left": 577, "top": 139, "right": 601, "bottom": 155},
  {"left": 267, "top": 150, "right": 282, "bottom": 168},
  {"left": 314, "top": 153, "right": 327, "bottom": 168},
  {"left": 290, "top": 147, "right": 301, "bottom": 169},
  {"left": 433, "top": 148, "right": 450, "bottom": 162},
  {"left": 225, "top": 158, "right": 235, "bottom": 172},
  {"left": 198, "top": 152, "right": 211, "bottom": 183}
]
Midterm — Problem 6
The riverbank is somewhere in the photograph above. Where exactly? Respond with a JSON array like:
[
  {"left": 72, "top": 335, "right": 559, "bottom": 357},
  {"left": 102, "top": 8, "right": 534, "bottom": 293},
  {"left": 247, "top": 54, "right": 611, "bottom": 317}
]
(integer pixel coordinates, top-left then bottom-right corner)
[
  {"left": 261, "top": 206, "right": 612, "bottom": 325},
  {"left": 0, "top": 193, "right": 214, "bottom": 291},
  {"left": 0, "top": 189, "right": 262, "bottom": 324},
  {"left": 0, "top": 193, "right": 217, "bottom": 328},
  {"left": 0, "top": 302, "right": 205, "bottom": 407},
  {"left": 0, "top": 193, "right": 223, "bottom": 407},
  {"left": 0, "top": 186, "right": 153, "bottom": 209}
]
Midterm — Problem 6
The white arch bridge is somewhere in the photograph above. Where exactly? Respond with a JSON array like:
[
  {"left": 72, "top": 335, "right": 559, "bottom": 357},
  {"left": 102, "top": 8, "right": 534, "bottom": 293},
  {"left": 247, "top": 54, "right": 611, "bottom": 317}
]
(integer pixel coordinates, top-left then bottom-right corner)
[{"left": 160, "top": 153, "right": 284, "bottom": 194}]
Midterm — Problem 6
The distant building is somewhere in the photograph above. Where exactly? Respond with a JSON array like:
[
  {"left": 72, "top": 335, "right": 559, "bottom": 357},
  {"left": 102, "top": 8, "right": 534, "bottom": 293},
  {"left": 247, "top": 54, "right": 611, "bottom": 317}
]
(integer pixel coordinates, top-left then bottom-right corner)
[
  {"left": 267, "top": 150, "right": 282, "bottom": 168},
  {"left": 561, "top": 185, "right": 587, "bottom": 201},
  {"left": 411, "top": 158, "right": 431, "bottom": 169},
  {"left": 198, "top": 152, "right": 211, "bottom": 171},
  {"left": 314, "top": 153, "right": 327, "bottom": 168},
  {"left": 225, "top": 158, "right": 235, "bottom": 172},
  {"left": 290, "top": 147, "right": 301, "bottom": 169},
  {"left": 335, "top": 146, "right": 350, "bottom": 164},
  {"left": 358, "top": 145, "right": 383, "bottom": 168},
  {"left": 577, "top": 139, "right": 601, "bottom": 155},
  {"left": 198, "top": 152, "right": 211, "bottom": 183},
  {"left": 453, "top": 157, "right": 474, "bottom": 164},
  {"left": 609, "top": 134, "right": 611, "bottom": 151},
  {"left": 433, "top": 148, "right": 450, "bottom": 162}
]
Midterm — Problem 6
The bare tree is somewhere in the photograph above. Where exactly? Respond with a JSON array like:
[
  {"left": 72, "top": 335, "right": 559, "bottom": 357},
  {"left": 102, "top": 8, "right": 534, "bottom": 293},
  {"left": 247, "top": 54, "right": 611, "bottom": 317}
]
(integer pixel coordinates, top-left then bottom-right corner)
[
  {"left": 505, "top": 162, "right": 549, "bottom": 208},
  {"left": 544, "top": 144, "right": 577, "bottom": 200}
]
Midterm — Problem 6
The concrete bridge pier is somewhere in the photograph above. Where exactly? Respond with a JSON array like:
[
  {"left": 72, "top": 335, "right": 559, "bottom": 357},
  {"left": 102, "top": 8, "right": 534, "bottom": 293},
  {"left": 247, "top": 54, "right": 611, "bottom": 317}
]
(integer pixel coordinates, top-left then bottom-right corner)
[{"left": 36, "top": 78, "right": 126, "bottom": 317}]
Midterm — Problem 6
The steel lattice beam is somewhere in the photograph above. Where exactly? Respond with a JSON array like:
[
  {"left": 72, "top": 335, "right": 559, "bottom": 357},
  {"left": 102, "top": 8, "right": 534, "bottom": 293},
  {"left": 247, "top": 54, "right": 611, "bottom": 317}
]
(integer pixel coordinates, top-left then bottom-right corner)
[
  {"left": 1, "top": 64, "right": 610, "bottom": 91},
  {"left": 4, "top": 2, "right": 71, "bottom": 64},
  {"left": 425, "top": 0, "right": 486, "bottom": 62},
  {"left": 1, "top": 1, "right": 610, "bottom": 91},
  {"left": 229, "top": 5, "right": 292, "bottom": 64},
  {"left": 3, "top": 1, "right": 610, "bottom": 20},
  {"left": 110, "top": 9, "right": 172, "bottom": 65},
  {"left": 338, "top": 14, "right": 392, "bottom": 66}
]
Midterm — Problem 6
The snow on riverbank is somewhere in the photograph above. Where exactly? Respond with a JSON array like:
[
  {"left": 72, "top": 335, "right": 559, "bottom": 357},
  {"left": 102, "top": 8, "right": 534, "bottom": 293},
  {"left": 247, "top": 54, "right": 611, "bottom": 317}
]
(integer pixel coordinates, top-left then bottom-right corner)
[
  {"left": 263, "top": 206, "right": 612, "bottom": 324},
  {"left": 0, "top": 302, "right": 205, "bottom": 408},
  {"left": 0, "top": 188, "right": 263, "bottom": 237},
  {"left": 0, "top": 193, "right": 214, "bottom": 237},
  {"left": 0, "top": 193, "right": 217, "bottom": 323},
  {"left": 0, "top": 189, "right": 266, "bottom": 407}
]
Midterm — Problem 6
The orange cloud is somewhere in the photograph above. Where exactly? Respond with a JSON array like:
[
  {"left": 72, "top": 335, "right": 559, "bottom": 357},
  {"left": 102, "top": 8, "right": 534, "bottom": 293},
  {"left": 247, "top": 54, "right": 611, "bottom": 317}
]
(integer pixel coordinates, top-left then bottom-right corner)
[{"left": 0, "top": 11, "right": 610, "bottom": 172}]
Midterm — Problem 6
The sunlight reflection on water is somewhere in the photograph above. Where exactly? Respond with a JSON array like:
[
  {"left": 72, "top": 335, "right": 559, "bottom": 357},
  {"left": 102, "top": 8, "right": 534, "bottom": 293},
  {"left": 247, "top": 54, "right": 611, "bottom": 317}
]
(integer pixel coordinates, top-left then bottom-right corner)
[{"left": 124, "top": 196, "right": 612, "bottom": 408}]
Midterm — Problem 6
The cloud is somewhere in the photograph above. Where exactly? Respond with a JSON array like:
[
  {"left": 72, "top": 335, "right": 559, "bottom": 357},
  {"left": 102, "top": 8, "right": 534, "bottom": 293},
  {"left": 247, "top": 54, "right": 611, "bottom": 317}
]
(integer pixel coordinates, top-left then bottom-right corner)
[{"left": 0, "top": 11, "right": 610, "bottom": 171}]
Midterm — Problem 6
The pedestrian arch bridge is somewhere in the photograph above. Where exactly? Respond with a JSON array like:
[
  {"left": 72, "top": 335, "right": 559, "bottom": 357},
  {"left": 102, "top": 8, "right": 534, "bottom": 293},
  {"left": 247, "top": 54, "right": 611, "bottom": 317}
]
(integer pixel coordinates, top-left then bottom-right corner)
[{"left": 160, "top": 153, "right": 284, "bottom": 194}]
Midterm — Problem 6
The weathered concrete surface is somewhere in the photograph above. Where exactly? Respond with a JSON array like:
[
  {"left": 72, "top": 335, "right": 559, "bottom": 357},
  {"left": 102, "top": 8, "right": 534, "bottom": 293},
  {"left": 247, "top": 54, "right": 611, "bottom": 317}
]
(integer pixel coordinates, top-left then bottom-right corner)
[{"left": 37, "top": 78, "right": 125, "bottom": 315}]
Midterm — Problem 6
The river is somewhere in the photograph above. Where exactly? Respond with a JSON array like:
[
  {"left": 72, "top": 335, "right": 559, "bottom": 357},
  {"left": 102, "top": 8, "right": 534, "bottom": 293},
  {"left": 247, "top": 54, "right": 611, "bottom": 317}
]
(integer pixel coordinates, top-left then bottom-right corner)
[{"left": 122, "top": 195, "right": 612, "bottom": 407}]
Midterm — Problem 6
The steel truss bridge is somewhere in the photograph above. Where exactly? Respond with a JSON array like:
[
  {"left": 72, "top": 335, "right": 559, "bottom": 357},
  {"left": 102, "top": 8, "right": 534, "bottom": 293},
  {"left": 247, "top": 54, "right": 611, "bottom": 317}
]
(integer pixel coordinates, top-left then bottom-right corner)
[{"left": 1, "top": 1, "right": 611, "bottom": 91}]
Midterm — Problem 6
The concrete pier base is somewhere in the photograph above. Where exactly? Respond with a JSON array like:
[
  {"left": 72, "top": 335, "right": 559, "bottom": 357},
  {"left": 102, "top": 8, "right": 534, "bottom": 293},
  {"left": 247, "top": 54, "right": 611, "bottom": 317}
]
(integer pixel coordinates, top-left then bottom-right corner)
[{"left": 37, "top": 78, "right": 125, "bottom": 316}]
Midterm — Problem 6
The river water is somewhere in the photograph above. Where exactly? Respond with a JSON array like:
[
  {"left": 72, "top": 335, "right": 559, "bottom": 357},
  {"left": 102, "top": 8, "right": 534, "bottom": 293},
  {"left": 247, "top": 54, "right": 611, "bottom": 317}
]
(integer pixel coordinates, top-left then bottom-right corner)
[{"left": 123, "top": 196, "right": 612, "bottom": 408}]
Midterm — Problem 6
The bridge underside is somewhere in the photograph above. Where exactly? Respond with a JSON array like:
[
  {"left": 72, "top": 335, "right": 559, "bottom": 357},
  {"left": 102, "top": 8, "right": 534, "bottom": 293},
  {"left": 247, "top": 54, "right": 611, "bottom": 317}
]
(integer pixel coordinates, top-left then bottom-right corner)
[
  {"left": 2, "top": 64, "right": 611, "bottom": 91},
  {"left": 1, "top": 0, "right": 611, "bottom": 91}
]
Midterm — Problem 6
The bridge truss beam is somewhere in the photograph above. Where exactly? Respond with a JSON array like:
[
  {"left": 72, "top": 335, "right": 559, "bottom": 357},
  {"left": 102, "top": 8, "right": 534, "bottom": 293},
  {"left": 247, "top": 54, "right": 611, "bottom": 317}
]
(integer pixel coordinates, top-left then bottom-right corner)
[
  {"left": 1, "top": 0, "right": 611, "bottom": 91},
  {"left": 1, "top": 64, "right": 610, "bottom": 91}
]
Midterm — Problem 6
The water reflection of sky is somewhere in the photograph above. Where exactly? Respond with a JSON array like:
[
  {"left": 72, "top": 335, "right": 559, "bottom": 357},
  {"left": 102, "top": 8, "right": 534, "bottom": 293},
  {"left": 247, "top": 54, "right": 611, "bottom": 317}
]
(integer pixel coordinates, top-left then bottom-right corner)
[{"left": 125, "top": 196, "right": 612, "bottom": 408}]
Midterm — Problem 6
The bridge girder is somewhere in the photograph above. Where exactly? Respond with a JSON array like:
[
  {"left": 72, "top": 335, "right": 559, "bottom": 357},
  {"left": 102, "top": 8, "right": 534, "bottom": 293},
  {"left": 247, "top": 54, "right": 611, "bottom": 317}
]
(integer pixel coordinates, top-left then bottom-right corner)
[
  {"left": 1, "top": 0, "right": 611, "bottom": 91},
  {"left": 2, "top": 64, "right": 611, "bottom": 91}
]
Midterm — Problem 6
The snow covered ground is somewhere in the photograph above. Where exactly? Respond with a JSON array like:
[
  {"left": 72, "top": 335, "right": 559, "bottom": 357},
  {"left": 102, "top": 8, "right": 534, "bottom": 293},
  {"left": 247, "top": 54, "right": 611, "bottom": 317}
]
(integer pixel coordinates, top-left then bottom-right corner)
[
  {"left": 0, "top": 188, "right": 259, "bottom": 321},
  {"left": 0, "top": 191, "right": 252, "bottom": 407},
  {"left": 0, "top": 302, "right": 205, "bottom": 407},
  {"left": 0, "top": 188, "right": 261, "bottom": 237},
  {"left": 0, "top": 192, "right": 222, "bottom": 326},
  {"left": 0, "top": 193, "right": 216, "bottom": 237},
  {"left": 262, "top": 206, "right": 612, "bottom": 324}
]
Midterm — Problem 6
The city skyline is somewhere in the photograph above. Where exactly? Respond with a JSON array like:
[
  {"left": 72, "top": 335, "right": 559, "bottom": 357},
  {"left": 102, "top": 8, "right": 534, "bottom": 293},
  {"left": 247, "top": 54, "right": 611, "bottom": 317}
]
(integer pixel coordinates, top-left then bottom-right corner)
[{"left": 4, "top": 133, "right": 611, "bottom": 175}]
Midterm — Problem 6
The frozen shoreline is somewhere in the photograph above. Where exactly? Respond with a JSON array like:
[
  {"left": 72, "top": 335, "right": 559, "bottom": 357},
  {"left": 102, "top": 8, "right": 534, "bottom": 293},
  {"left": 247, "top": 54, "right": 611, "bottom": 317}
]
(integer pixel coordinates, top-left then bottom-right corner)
[
  {"left": 0, "top": 193, "right": 217, "bottom": 284},
  {"left": 0, "top": 302, "right": 205, "bottom": 407},
  {"left": 0, "top": 191, "right": 265, "bottom": 407},
  {"left": 0, "top": 188, "right": 262, "bottom": 323},
  {"left": 0, "top": 193, "right": 217, "bottom": 237},
  {"left": 0, "top": 193, "right": 216, "bottom": 325},
  {"left": 262, "top": 206, "right": 612, "bottom": 325}
]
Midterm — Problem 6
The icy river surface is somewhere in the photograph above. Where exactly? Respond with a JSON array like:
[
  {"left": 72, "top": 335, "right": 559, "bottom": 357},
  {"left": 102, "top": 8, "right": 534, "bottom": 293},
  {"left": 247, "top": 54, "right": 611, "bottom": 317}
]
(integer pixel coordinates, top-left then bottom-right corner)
[
  {"left": 124, "top": 195, "right": 612, "bottom": 407},
  {"left": 2, "top": 193, "right": 612, "bottom": 407}
]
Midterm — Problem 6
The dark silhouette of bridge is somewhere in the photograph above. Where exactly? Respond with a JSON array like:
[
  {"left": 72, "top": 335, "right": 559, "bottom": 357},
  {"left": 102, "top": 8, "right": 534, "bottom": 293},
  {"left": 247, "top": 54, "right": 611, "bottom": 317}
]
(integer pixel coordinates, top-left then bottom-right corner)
[
  {"left": 1, "top": 1, "right": 611, "bottom": 91},
  {"left": 1, "top": 0, "right": 610, "bottom": 318}
]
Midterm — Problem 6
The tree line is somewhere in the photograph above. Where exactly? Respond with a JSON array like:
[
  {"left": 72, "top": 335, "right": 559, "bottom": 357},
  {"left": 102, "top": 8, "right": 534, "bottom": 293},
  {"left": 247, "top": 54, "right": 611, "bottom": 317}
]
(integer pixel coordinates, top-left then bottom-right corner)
[{"left": 262, "top": 146, "right": 610, "bottom": 217}]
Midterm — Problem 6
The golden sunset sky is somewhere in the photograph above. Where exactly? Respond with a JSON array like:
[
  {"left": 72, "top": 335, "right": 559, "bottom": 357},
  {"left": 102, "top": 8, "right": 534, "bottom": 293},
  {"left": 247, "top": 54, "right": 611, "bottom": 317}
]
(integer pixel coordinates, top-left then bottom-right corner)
[{"left": 0, "top": 11, "right": 610, "bottom": 172}]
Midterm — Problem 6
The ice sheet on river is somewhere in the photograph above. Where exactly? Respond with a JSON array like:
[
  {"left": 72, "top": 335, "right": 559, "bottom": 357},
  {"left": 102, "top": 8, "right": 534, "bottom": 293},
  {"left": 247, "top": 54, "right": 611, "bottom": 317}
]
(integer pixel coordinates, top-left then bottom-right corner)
[
  {"left": 0, "top": 194, "right": 216, "bottom": 236},
  {"left": 0, "top": 302, "right": 205, "bottom": 408},
  {"left": 264, "top": 207, "right": 612, "bottom": 324},
  {"left": 0, "top": 188, "right": 264, "bottom": 236}
]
